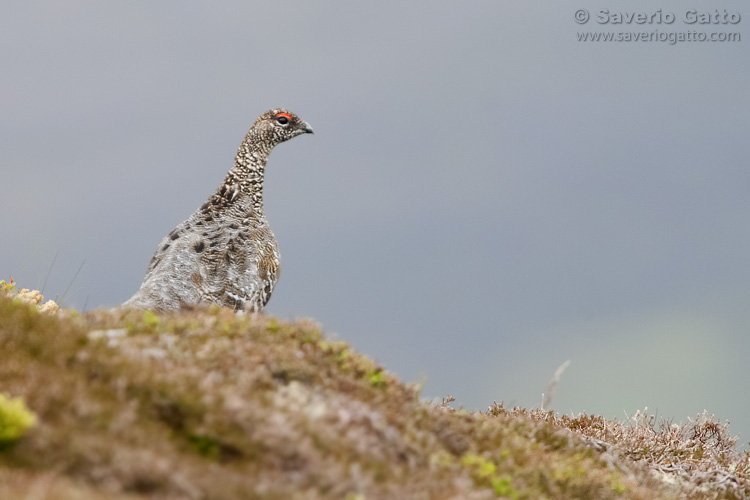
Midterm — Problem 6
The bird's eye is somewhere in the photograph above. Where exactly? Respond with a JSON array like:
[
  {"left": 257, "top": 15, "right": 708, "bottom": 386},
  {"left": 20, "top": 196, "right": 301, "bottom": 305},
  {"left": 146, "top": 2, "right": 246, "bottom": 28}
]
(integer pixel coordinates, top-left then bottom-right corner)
[{"left": 275, "top": 113, "right": 292, "bottom": 125}]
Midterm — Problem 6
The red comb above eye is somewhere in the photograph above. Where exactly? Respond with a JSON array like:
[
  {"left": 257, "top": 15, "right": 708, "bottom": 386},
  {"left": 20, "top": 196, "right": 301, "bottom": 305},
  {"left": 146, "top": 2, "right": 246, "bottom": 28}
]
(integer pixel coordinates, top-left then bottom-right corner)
[{"left": 276, "top": 112, "right": 292, "bottom": 120}]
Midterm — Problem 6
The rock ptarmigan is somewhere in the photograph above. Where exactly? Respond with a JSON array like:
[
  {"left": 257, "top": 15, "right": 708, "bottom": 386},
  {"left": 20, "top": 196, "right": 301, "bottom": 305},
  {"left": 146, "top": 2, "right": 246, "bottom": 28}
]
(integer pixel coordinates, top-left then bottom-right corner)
[{"left": 123, "top": 109, "right": 313, "bottom": 312}]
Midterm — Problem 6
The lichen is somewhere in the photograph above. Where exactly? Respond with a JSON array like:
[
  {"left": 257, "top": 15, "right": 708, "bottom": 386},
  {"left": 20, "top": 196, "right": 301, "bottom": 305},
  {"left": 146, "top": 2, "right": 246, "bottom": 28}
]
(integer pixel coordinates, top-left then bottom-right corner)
[{"left": 0, "top": 277, "right": 58, "bottom": 314}]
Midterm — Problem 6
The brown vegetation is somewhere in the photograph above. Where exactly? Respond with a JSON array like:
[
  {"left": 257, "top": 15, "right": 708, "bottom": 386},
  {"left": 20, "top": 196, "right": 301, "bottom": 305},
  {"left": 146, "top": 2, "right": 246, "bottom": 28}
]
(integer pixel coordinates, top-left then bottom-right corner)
[{"left": 0, "top": 290, "right": 747, "bottom": 499}]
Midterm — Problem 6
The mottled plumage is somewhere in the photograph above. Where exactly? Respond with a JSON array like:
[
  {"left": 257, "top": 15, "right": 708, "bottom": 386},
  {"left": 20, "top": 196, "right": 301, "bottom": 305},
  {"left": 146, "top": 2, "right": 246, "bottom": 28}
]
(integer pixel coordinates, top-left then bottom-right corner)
[{"left": 123, "top": 109, "right": 313, "bottom": 312}]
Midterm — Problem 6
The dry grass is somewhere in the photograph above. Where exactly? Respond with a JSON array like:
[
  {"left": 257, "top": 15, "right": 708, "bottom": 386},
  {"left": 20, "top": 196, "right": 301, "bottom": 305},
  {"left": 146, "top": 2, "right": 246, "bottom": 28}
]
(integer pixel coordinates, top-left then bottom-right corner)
[
  {"left": 488, "top": 404, "right": 749, "bottom": 499},
  {"left": 0, "top": 291, "right": 747, "bottom": 499}
]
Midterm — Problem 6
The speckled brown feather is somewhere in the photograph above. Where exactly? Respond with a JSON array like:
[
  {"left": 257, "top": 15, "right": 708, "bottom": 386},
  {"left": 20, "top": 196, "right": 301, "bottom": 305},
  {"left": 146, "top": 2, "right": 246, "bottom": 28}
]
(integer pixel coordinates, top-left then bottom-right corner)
[{"left": 123, "top": 109, "right": 313, "bottom": 312}]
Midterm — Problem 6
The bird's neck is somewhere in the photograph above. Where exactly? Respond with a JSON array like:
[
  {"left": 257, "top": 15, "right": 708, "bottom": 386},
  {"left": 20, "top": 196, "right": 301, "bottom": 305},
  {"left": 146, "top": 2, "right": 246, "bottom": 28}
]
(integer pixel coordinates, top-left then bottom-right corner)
[{"left": 220, "top": 131, "right": 273, "bottom": 216}]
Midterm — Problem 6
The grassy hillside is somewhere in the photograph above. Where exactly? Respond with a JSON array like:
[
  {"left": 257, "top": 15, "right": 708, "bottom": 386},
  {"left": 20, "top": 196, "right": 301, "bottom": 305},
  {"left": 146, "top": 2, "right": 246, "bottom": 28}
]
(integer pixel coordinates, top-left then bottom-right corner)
[{"left": 0, "top": 290, "right": 747, "bottom": 499}]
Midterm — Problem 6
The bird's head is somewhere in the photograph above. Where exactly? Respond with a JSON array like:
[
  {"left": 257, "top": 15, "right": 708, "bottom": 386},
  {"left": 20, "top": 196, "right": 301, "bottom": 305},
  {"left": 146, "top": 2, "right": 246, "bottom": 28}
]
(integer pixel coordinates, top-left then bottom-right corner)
[{"left": 252, "top": 109, "right": 314, "bottom": 146}]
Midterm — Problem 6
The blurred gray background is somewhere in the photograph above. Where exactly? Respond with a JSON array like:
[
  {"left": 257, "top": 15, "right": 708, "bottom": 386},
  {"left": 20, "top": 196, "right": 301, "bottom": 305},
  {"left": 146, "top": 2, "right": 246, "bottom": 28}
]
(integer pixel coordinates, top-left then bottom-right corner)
[{"left": 3, "top": 2, "right": 748, "bottom": 448}]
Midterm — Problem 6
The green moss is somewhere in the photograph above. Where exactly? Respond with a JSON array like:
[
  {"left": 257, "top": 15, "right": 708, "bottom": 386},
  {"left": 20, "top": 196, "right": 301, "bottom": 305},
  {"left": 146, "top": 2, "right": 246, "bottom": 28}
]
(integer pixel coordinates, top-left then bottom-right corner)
[
  {"left": 609, "top": 473, "right": 626, "bottom": 494},
  {"left": 462, "top": 453, "right": 520, "bottom": 498},
  {"left": 266, "top": 319, "right": 280, "bottom": 334},
  {"left": 491, "top": 475, "right": 519, "bottom": 499},
  {"left": 143, "top": 310, "right": 160, "bottom": 329},
  {"left": 367, "top": 369, "right": 386, "bottom": 388},
  {"left": 0, "top": 393, "right": 37, "bottom": 449},
  {"left": 297, "top": 327, "right": 322, "bottom": 345},
  {"left": 188, "top": 434, "right": 222, "bottom": 459}
]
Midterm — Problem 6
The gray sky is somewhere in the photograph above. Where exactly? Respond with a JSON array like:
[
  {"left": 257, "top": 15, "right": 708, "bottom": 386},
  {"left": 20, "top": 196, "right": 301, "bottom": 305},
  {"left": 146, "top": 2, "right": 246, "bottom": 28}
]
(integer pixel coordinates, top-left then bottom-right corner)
[{"left": 3, "top": 2, "right": 749, "bottom": 448}]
